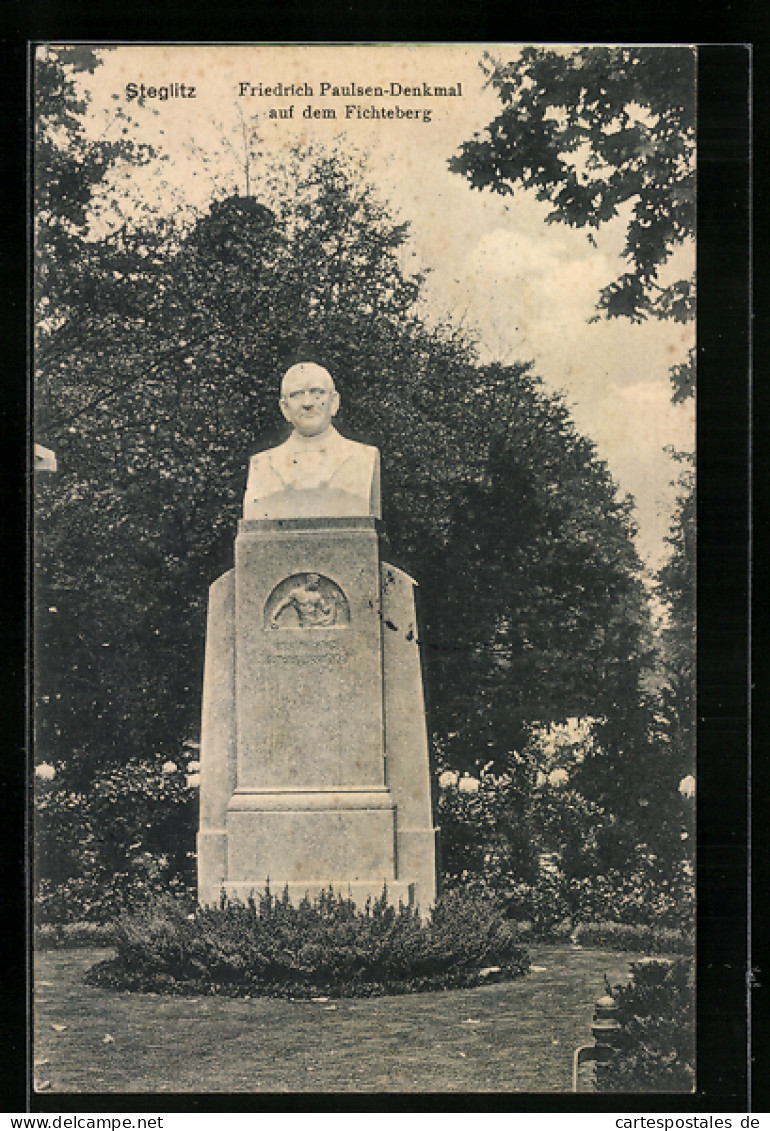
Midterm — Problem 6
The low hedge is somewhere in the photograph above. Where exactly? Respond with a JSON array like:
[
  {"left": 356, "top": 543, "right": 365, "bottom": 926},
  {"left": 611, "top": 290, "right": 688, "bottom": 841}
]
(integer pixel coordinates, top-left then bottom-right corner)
[
  {"left": 507, "top": 919, "right": 691, "bottom": 953},
  {"left": 508, "top": 919, "right": 574, "bottom": 944},
  {"left": 85, "top": 886, "right": 530, "bottom": 998},
  {"left": 35, "top": 921, "right": 118, "bottom": 949},
  {"left": 572, "top": 921, "right": 693, "bottom": 955}
]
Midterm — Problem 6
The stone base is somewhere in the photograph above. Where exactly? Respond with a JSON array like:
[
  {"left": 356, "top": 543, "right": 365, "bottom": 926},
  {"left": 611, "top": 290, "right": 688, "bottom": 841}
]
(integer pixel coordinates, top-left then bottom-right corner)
[
  {"left": 224, "top": 787, "right": 398, "bottom": 887},
  {"left": 213, "top": 879, "right": 416, "bottom": 911}
]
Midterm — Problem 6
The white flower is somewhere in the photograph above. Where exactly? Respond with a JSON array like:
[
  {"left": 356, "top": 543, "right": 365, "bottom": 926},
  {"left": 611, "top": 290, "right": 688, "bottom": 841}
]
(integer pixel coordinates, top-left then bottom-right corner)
[
  {"left": 161, "top": 760, "right": 178, "bottom": 774},
  {"left": 186, "top": 760, "right": 200, "bottom": 772},
  {"left": 458, "top": 775, "right": 480, "bottom": 793},
  {"left": 438, "top": 770, "right": 459, "bottom": 789},
  {"left": 186, "top": 773, "right": 201, "bottom": 789},
  {"left": 678, "top": 774, "right": 696, "bottom": 798},
  {"left": 535, "top": 770, "right": 547, "bottom": 787},
  {"left": 548, "top": 768, "right": 569, "bottom": 788},
  {"left": 35, "top": 763, "right": 56, "bottom": 781}
]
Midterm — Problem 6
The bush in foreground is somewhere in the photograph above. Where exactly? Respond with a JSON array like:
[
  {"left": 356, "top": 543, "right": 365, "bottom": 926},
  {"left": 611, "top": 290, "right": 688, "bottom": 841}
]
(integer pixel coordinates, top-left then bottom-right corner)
[
  {"left": 595, "top": 958, "right": 694, "bottom": 1092},
  {"left": 85, "top": 887, "right": 529, "bottom": 998}
]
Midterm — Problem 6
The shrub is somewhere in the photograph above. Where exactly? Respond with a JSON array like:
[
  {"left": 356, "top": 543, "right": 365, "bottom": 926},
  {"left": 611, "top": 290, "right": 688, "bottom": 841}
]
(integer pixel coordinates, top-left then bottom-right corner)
[
  {"left": 568, "top": 860, "right": 694, "bottom": 931},
  {"left": 595, "top": 958, "right": 695, "bottom": 1093},
  {"left": 507, "top": 919, "right": 573, "bottom": 944},
  {"left": 441, "top": 866, "right": 572, "bottom": 940},
  {"left": 526, "top": 867, "right": 571, "bottom": 937},
  {"left": 35, "top": 755, "right": 198, "bottom": 925},
  {"left": 436, "top": 765, "right": 694, "bottom": 938},
  {"left": 35, "top": 859, "right": 196, "bottom": 927},
  {"left": 85, "top": 886, "right": 530, "bottom": 998},
  {"left": 35, "top": 921, "right": 117, "bottom": 949},
  {"left": 572, "top": 921, "right": 693, "bottom": 955}
]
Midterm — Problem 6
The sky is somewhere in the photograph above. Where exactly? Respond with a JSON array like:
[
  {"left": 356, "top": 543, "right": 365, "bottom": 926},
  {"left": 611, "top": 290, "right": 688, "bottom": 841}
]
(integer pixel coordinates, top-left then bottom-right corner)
[{"left": 65, "top": 43, "right": 695, "bottom": 570}]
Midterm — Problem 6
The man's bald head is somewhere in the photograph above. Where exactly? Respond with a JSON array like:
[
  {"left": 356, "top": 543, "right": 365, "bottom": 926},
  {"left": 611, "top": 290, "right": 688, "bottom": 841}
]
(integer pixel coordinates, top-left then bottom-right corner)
[
  {"left": 280, "top": 362, "right": 336, "bottom": 399},
  {"left": 279, "top": 363, "right": 340, "bottom": 437}
]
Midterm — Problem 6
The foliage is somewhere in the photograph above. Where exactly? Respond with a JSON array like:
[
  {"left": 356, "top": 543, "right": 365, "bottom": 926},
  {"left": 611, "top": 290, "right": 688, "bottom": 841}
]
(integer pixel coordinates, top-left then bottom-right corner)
[
  {"left": 654, "top": 454, "right": 696, "bottom": 809},
  {"left": 570, "top": 712, "right": 692, "bottom": 871},
  {"left": 569, "top": 858, "right": 694, "bottom": 930},
  {"left": 413, "top": 364, "right": 653, "bottom": 774},
  {"left": 34, "top": 755, "right": 197, "bottom": 924},
  {"left": 437, "top": 767, "right": 539, "bottom": 894},
  {"left": 84, "top": 887, "right": 529, "bottom": 998},
  {"left": 449, "top": 46, "right": 696, "bottom": 325},
  {"left": 668, "top": 347, "right": 696, "bottom": 406},
  {"left": 595, "top": 958, "right": 695, "bottom": 1092},
  {"left": 436, "top": 758, "right": 607, "bottom": 920},
  {"left": 506, "top": 919, "right": 574, "bottom": 946},
  {"left": 448, "top": 44, "right": 696, "bottom": 867},
  {"left": 34, "top": 45, "right": 154, "bottom": 428},
  {"left": 657, "top": 460, "right": 695, "bottom": 623},
  {"left": 34, "top": 45, "right": 152, "bottom": 225},
  {"left": 35, "top": 921, "right": 118, "bottom": 949},
  {"left": 437, "top": 762, "right": 694, "bottom": 935},
  {"left": 572, "top": 922, "right": 692, "bottom": 955},
  {"left": 35, "top": 49, "right": 665, "bottom": 919},
  {"left": 524, "top": 868, "right": 572, "bottom": 938},
  {"left": 36, "top": 153, "right": 654, "bottom": 787}
]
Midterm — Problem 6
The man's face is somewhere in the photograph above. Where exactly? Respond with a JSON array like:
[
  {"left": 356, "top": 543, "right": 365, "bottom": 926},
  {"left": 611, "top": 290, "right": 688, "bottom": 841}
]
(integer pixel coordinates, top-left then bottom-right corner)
[{"left": 279, "top": 364, "right": 339, "bottom": 437}]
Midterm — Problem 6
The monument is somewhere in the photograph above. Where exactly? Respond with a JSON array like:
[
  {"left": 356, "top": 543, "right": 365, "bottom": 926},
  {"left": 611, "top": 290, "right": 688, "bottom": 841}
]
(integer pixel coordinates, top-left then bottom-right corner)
[{"left": 197, "top": 363, "right": 439, "bottom": 911}]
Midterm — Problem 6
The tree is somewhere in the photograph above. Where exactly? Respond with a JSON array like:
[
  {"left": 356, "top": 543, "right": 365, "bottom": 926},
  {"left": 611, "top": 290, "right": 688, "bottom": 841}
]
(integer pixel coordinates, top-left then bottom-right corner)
[
  {"left": 37, "top": 155, "right": 650, "bottom": 764},
  {"left": 34, "top": 46, "right": 155, "bottom": 434},
  {"left": 405, "top": 361, "right": 653, "bottom": 774},
  {"left": 34, "top": 45, "right": 155, "bottom": 250},
  {"left": 450, "top": 44, "right": 697, "bottom": 874},
  {"left": 36, "top": 138, "right": 657, "bottom": 910},
  {"left": 34, "top": 151, "right": 435, "bottom": 782},
  {"left": 653, "top": 453, "right": 696, "bottom": 856},
  {"left": 449, "top": 46, "right": 696, "bottom": 332}
]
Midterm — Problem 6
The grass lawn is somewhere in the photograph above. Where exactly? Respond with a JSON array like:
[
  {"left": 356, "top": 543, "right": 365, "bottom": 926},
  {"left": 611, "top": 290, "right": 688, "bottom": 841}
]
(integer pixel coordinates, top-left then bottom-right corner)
[{"left": 34, "top": 944, "right": 653, "bottom": 1094}]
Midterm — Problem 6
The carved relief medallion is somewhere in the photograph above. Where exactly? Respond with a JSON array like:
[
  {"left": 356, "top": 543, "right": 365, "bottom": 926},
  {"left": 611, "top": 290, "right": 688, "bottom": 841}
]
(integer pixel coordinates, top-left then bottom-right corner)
[{"left": 264, "top": 573, "right": 350, "bottom": 629}]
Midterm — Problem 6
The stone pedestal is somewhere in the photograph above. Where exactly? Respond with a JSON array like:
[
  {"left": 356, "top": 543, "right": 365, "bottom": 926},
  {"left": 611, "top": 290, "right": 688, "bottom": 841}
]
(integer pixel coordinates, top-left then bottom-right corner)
[{"left": 197, "top": 515, "right": 438, "bottom": 911}]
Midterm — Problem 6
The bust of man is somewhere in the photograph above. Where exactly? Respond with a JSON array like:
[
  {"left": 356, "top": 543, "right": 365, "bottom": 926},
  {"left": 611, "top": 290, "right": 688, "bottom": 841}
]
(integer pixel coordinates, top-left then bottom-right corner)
[{"left": 243, "top": 363, "right": 381, "bottom": 520}]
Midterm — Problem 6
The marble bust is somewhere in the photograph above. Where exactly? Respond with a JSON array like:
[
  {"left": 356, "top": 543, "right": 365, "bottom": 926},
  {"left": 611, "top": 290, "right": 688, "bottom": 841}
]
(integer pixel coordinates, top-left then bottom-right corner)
[{"left": 243, "top": 363, "right": 381, "bottom": 520}]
